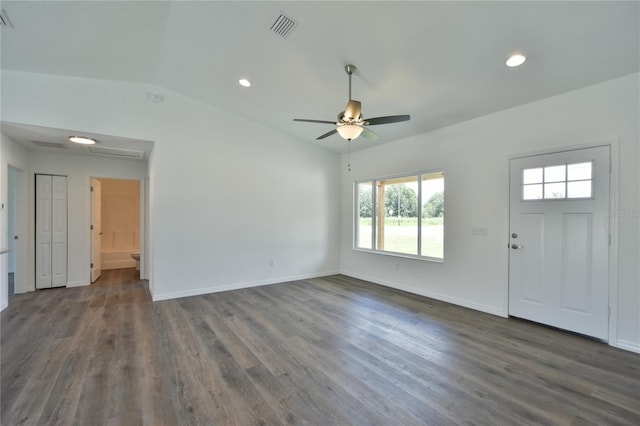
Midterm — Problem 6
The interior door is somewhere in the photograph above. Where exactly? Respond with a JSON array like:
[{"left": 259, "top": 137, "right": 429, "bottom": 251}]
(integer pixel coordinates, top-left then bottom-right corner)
[
  {"left": 509, "top": 146, "right": 610, "bottom": 340},
  {"left": 35, "top": 175, "right": 52, "bottom": 289},
  {"left": 91, "top": 178, "right": 102, "bottom": 283}
]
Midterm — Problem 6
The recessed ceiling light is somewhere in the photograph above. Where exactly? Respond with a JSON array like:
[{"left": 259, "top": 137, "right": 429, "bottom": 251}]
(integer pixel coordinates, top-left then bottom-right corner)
[
  {"left": 68, "top": 136, "right": 97, "bottom": 145},
  {"left": 239, "top": 78, "right": 251, "bottom": 87},
  {"left": 506, "top": 54, "right": 527, "bottom": 67}
]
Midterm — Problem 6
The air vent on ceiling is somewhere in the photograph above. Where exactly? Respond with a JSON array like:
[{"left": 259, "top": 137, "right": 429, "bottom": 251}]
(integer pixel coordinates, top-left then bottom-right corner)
[
  {"left": 32, "top": 140, "right": 67, "bottom": 149},
  {"left": 0, "top": 9, "right": 13, "bottom": 28},
  {"left": 88, "top": 146, "right": 144, "bottom": 159},
  {"left": 270, "top": 12, "right": 297, "bottom": 38}
]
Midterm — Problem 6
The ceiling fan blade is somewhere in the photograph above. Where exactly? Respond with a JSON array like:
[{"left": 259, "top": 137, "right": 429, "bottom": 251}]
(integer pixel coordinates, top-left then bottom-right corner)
[
  {"left": 361, "top": 126, "right": 378, "bottom": 140},
  {"left": 316, "top": 129, "right": 338, "bottom": 140},
  {"left": 364, "top": 114, "right": 410, "bottom": 126},
  {"left": 293, "top": 119, "right": 337, "bottom": 124},
  {"left": 344, "top": 100, "right": 362, "bottom": 121}
]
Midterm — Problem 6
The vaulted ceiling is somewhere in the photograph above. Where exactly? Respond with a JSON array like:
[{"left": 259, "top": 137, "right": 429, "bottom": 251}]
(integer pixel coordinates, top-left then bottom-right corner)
[{"left": 1, "top": 1, "right": 638, "bottom": 154}]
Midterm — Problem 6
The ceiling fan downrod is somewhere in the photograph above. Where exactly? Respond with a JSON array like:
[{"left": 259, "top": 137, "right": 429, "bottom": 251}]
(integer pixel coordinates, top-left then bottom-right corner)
[{"left": 345, "top": 64, "right": 356, "bottom": 100}]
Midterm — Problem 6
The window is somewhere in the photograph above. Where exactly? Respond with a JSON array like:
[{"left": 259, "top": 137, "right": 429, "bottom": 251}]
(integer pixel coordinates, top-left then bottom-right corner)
[
  {"left": 355, "top": 171, "right": 444, "bottom": 261},
  {"left": 522, "top": 161, "right": 593, "bottom": 200}
]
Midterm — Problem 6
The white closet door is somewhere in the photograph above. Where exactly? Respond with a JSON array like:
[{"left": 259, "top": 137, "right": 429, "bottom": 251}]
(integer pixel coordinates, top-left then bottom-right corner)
[
  {"left": 35, "top": 175, "right": 52, "bottom": 289},
  {"left": 51, "top": 176, "right": 68, "bottom": 287},
  {"left": 35, "top": 175, "right": 68, "bottom": 289}
]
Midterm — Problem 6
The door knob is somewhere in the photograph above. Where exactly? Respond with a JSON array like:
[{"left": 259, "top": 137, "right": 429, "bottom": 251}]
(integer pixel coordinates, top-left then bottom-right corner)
[{"left": 511, "top": 243, "right": 523, "bottom": 249}]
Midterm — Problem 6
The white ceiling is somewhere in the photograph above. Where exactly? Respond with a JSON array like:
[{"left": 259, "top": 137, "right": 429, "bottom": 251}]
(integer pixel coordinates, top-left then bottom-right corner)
[{"left": 1, "top": 1, "right": 638, "bottom": 154}]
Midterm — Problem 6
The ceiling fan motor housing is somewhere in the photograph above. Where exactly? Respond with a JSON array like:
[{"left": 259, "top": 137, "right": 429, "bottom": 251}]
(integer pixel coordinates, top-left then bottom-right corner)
[{"left": 341, "top": 100, "right": 362, "bottom": 123}]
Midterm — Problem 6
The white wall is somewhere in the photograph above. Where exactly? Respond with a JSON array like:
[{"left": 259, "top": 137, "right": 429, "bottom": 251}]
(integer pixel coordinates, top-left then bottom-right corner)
[
  {"left": 340, "top": 73, "right": 640, "bottom": 352},
  {"left": 1, "top": 71, "right": 341, "bottom": 301}
]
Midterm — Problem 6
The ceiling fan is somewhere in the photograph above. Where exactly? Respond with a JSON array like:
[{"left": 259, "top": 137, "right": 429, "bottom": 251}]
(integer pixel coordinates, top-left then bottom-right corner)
[{"left": 294, "top": 64, "right": 410, "bottom": 141}]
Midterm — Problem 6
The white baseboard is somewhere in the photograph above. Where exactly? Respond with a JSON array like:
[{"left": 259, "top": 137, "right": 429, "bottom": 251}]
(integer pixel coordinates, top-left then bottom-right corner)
[
  {"left": 66, "top": 281, "right": 90, "bottom": 288},
  {"left": 616, "top": 339, "right": 640, "bottom": 354},
  {"left": 340, "top": 270, "right": 508, "bottom": 318},
  {"left": 152, "top": 270, "right": 340, "bottom": 302},
  {"left": 0, "top": 301, "right": 7, "bottom": 312}
]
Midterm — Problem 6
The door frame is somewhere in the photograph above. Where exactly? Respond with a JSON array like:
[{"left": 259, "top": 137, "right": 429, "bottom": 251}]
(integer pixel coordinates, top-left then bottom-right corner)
[
  {"left": 90, "top": 178, "right": 102, "bottom": 283},
  {"left": 8, "top": 165, "right": 27, "bottom": 295},
  {"left": 88, "top": 175, "right": 146, "bottom": 280},
  {"left": 507, "top": 138, "right": 619, "bottom": 346}
]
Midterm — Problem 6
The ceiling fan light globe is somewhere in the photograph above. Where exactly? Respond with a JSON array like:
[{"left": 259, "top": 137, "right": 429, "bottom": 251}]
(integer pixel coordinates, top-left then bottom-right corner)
[{"left": 337, "top": 124, "right": 364, "bottom": 141}]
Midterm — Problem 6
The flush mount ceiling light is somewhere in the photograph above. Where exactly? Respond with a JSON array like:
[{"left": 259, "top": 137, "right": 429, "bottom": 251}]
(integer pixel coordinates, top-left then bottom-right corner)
[
  {"left": 506, "top": 54, "right": 527, "bottom": 67},
  {"left": 336, "top": 124, "right": 364, "bottom": 141},
  {"left": 239, "top": 78, "right": 251, "bottom": 87},
  {"left": 68, "top": 136, "right": 97, "bottom": 145}
]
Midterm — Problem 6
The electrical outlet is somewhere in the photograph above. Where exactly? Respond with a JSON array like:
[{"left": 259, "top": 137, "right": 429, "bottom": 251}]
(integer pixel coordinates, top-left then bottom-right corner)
[
  {"left": 269, "top": 260, "right": 275, "bottom": 267},
  {"left": 472, "top": 227, "right": 488, "bottom": 237}
]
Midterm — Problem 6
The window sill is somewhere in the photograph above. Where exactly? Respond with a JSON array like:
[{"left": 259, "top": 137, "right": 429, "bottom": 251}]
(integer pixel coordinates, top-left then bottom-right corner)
[{"left": 352, "top": 247, "right": 444, "bottom": 263}]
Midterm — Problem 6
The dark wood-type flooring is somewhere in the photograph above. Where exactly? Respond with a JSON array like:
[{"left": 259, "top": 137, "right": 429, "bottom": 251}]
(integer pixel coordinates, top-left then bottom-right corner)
[{"left": 2, "top": 269, "right": 639, "bottom": 425}]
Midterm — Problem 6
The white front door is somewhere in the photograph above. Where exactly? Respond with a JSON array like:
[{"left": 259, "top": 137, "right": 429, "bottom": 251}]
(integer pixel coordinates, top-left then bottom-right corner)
[
  {"left": 509, "top": 146, "right": 610, "bottom": 340},
  {"left": 90, "top": 178, "right": 102, "bottom": 283}
]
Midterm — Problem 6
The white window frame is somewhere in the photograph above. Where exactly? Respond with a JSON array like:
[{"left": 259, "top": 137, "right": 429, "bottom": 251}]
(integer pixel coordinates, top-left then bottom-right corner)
[
  {"left": 521, "top": 160, "right": 595, "bottom": 201},
  {"left": 353, "top": 169, "right": 444, "bottom": 262}
]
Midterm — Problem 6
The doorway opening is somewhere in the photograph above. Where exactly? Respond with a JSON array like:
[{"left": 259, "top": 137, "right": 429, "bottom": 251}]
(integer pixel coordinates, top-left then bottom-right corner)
[
  {"left": 8, "top": 166, "right": 15, "bottom": 298},
  {"left": 90, "top": 178, "right": 142, "bottom": 283},
  {"left": 4, "top": 165, "right": 26, "bottom": 305}
]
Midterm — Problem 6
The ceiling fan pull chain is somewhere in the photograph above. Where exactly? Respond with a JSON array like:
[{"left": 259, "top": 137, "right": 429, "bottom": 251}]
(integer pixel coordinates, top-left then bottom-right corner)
[{"left": 347, "top": 140, "right": 351, "bottom": 172}]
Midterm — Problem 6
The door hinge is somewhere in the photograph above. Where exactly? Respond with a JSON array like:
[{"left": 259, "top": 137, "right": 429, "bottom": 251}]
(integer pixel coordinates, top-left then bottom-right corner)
[
  {"left": 91, "top": 263, "right": 94, "bottom": 268},
  {"left": 90, "top": 224, "right": 94, "bottom": 230},
  {"left": 90, "top": 186, "right": 94, "bottom": 192}
]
